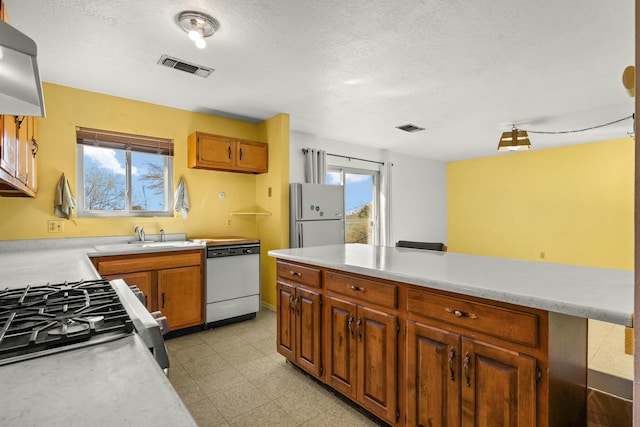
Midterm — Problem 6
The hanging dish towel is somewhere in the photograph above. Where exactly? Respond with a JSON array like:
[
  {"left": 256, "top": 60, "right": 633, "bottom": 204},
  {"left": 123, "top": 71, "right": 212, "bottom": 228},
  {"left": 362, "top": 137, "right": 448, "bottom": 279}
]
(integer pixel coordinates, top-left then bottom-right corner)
[
  {"left": 54, "top": 173, "right": 76, "bottom": 219},
  {"left": 173, "top": 177, "right": 190, "bottom": 219}
]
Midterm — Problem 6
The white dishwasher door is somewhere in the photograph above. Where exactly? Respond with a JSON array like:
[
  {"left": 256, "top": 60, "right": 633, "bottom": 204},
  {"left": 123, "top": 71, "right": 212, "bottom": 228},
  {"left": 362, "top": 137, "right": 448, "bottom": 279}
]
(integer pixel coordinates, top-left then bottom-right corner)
[{"left": 205, "top": 253, "right": 260, "bottom": 324}]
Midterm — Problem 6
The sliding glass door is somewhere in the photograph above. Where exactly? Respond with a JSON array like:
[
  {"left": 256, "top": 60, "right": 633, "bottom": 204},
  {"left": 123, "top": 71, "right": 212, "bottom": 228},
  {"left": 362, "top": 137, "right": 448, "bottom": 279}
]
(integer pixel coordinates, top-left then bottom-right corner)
[{"left": 327, "top": 167, "right": 379, "bottom": 245}]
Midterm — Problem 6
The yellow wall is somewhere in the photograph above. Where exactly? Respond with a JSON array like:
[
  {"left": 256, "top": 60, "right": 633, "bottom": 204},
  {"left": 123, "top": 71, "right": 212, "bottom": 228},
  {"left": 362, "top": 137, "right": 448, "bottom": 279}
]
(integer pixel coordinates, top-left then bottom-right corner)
[
  {"left": 0, "top": 83, "right": 290, "bottom": 303},
  {"left": 256, "top": 114, "right": 290, "bottom": 308},
  {"left": 447, "top": 138, "right": 634, "bottom": 270}
]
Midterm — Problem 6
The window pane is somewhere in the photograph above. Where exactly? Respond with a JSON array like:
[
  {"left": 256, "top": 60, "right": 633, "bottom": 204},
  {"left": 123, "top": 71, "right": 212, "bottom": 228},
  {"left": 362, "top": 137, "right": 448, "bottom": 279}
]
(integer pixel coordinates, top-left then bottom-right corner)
[
  {"left": 326, "top": 170, "right": 341, "bottom": 185},
  {"left": 345, "top": 173, "right": 373, "bottom": 244},
  {"left": 82, "top": 145, "right": 126, "bottom": 211},
  {"left": 131, "top": 152, "right": 167, "bottom": 211}
]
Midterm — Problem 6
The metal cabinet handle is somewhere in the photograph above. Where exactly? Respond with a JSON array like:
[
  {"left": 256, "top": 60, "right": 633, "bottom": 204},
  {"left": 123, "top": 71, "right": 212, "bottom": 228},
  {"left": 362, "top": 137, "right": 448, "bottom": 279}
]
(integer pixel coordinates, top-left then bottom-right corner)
[
  {"left": 356, "top": 317, "right": 362, "bottom": 342},
  {"left": 144, "top": 295, "right": 148, "bottom": 308},
  {"left": 239, "top": 148, "right": 243, "bottom": 160},
  {"left": 289, "top": 295, "right": 295, "bottom": 313},
  {"left": 464, "top": 353, "right": 471, "bottom": 387},
  {"left": 445, "top": 307, "right": 477, "bottom": 319},
  {"left": 289, "top": 270, "right": 302, "bottom": 277},
  {"left": 347, "top": 315, "right": 354, "bottom": 338},
  {"left": 294, "top": 297, "right": 300, "bottom": 315},
  {"left": 349, "top": 284, "right": 366, "bottom": 293},
  {"left": 161, "top": 293, "right": 165, "bottom": 309},
  {"left": 448, "top": 347, "right": 456, "bottom": 381},
  {"left": 31, "top": 138, "right": 38, "bottom": 158},
  {"left": 228, "top": 145, "right": 231, "bottom": 159}
]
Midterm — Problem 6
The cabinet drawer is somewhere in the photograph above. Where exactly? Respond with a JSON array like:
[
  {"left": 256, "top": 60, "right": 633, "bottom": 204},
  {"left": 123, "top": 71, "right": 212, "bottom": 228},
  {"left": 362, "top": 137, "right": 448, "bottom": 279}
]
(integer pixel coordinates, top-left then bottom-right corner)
[
  {"left": 407, "top": 288, "right": 538, "bottom": 347},
  {"left": 326, "top": 271, "right": 397, "bottom": 309},
  {"left": 277, "top": 261, "right": 321, "bottom": 288},
  {"left": 94, "top": 251, "right": 202, "bottom": 275}
]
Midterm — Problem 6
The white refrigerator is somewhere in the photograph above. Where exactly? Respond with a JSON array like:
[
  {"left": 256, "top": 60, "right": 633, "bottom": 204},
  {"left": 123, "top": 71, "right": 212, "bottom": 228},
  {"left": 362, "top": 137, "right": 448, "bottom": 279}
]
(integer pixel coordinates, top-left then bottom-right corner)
[{"left": 290, "top": 183, "right": 345, "bottom": 248}]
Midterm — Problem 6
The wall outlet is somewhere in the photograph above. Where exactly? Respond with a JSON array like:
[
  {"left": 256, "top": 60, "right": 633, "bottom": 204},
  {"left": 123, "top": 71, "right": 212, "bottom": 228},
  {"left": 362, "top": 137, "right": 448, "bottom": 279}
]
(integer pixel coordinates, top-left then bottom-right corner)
[
  {"left": 48, "top": 220, "right": 64, "bottom": 233},
  {"left": 268, "top": 187, "right": 272, "bottom": 197},
  {"left": 227, "top": 219, "right": 232, "bottom": 227}
]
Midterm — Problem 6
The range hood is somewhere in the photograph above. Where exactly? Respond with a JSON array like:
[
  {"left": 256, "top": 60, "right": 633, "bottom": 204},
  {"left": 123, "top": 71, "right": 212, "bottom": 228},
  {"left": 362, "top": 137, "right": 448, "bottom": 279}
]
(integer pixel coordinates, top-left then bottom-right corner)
[{"left": 0, "top": 19, "right": 45, "bottom": 117}]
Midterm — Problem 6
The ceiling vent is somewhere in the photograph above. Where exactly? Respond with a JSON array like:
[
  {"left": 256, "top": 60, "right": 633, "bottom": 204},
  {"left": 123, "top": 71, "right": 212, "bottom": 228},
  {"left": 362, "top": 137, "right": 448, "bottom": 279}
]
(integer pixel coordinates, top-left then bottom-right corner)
[
  {"left": 157, "top": 54, "right": 213, "bottom": 78},
  {"left": 396, "top": 124, "right": 425, "bottom": 133}
]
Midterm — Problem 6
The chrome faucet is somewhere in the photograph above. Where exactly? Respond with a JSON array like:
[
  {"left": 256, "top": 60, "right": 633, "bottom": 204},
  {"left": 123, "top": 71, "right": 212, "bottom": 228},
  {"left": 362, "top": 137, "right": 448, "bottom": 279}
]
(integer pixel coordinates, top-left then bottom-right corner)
[
  {"left": 160, "top": 229, "right": 165, "bottom": 242},
  {"left": 134, "top": 226, "right": 145, "bottom": 241}
]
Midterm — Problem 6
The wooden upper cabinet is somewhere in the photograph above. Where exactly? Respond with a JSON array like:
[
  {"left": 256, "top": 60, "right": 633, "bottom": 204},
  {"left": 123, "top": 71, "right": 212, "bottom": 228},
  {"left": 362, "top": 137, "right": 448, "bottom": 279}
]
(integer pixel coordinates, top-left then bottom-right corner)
[
  {"left": 0, "top": 115, "right": 38, "bottom": 197},
  {"left": 235, "top": 139, "right": 268, "bottom": 173},
  {"left": 1, "top": 115, "right": 18, "bottom": 178},
  {"left": 188, "top": 131, "right": 268, "bottom": 174}
]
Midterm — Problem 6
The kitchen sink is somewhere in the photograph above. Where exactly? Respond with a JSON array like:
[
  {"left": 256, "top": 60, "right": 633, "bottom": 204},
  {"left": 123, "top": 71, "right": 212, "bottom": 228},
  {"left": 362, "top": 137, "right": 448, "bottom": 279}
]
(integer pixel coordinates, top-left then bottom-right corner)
[
  {"left": 93, "top": 241, "right": 203, "bottom": 252},
  {"left": 142, "top": 241, "right": 204, "bottom": 248}
]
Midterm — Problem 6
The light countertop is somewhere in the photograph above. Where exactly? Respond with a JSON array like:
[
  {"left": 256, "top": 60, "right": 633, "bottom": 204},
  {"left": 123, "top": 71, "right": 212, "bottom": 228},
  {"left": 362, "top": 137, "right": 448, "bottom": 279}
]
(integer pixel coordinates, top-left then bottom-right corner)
[
  {"left": 0, "top": 236, "right": 201, "bottom": 427},
  {"left": 268, "top": 244, "right": 634, "bottom": 327},
  {"left": 0, "top": 335, "right": 196, "bottom": 427}
]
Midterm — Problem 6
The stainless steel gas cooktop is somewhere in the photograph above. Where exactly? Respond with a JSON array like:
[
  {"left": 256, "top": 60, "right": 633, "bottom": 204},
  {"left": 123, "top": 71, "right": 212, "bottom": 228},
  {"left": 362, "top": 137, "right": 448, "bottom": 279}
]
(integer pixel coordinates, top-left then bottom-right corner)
[{"left": 0, "top": 279, "right": 134, "bottom": 365}]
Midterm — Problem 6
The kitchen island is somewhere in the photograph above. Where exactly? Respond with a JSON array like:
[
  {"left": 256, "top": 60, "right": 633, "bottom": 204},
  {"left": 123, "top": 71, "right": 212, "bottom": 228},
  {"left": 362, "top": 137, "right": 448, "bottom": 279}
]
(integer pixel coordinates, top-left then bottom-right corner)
[{"left": 268, "top": 244, "right": 634, "bottom": 427}]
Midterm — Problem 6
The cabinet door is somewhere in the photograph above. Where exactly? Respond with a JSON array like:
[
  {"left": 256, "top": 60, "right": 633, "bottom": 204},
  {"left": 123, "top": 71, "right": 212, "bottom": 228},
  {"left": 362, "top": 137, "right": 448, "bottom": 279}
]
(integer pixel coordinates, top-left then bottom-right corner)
[
  {"left": 407, "top": 320, "right": 460, "bottom": 427},
  {"left": 235, "top": 139, "right": 267, "bottom": 173},
  {"left": 295, "top": 287, "right": 322, "bottom": 377},
  {"left": 16, "top": 117, "right": 29, "bottom": 184},
  {"left": 157, "top": 265, "right": 203, "bottom": 330},
  {"left": 197, "top": 134, "right": 234, "bottom": 169},
  {"left": 108, "top": 271, "right": 153, "bottom": 310},
  {"left": 356, "top": 305, "right": 397, "bottom": 424},
  {"left": 461, "top": 338, "right": 536, "bottom": 427},
  {"left": 276, "top": 282, "right": 296, "bottom": 360},
  {"left": 324, "top": 295, "right": 357, "bottom": 399},
  {"left": 1, "top": 115, "right": 17, "bottom": 177},
  {"left": 27, "top": 117, "right": 37, "bottom": 192}
]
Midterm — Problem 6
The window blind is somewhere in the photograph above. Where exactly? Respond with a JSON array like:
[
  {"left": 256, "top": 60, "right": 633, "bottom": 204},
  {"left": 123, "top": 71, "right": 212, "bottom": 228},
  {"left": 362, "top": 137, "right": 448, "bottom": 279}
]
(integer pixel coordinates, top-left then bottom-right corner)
[{"left": 76, "top": 127, "right": 174, "bottom": 156}]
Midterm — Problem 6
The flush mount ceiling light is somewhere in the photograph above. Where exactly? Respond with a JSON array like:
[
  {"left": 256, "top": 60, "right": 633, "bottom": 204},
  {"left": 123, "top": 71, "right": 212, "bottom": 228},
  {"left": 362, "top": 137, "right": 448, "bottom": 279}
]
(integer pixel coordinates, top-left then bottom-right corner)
[
  {"left": 177, "top": 11, "right": 219, "bottom": 49},
  {"left": 497, "top": 126, "right": 531, "bottom": 152}
]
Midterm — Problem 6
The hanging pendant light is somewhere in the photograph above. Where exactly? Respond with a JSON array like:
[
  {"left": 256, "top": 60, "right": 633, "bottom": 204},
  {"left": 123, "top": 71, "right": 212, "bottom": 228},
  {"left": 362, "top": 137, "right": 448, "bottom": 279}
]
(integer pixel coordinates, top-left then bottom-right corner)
[{"left": 497, "top": 126, "right": 531, "bottom": 152}]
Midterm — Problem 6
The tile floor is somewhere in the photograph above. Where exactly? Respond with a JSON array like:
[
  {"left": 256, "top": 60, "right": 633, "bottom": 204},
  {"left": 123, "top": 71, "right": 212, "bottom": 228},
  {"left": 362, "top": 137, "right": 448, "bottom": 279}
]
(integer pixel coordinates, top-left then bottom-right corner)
[
  {"left": 166, "top": 309, "right": 386, "bottom": 427},
  {"left": 588, "top": 319, "right": 633, "bottom": 380}
]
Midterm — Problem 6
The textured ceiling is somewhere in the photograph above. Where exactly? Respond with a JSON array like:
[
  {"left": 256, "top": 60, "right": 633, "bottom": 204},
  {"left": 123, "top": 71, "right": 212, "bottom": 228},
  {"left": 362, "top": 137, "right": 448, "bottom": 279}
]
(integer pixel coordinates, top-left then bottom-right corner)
[{"left": 5, "top": 0, "right": 635, "bottom": 161}]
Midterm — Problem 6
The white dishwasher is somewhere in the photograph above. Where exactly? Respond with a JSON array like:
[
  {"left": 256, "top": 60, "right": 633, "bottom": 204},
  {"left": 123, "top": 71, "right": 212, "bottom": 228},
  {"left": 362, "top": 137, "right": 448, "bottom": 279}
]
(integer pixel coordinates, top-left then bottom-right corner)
[{"left": 204, "top": 241, "right": 260, "bottom": 326}]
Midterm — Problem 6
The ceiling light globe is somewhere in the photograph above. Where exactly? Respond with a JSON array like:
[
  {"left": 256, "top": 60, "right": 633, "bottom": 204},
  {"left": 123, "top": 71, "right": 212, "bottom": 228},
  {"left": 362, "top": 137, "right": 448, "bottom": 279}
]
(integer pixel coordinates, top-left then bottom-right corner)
[
  {"left": 188, "top": 30, "right": 202, "bottom": 41},
  {"left": 195, "top": 38, "right": 206, "bottom": 49}
]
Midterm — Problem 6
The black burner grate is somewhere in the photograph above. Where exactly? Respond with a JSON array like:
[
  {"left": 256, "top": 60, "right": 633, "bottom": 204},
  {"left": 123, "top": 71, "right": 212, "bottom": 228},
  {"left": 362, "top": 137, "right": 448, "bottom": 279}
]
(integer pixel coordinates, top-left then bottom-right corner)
[{"left": 0, "top": 279, "right": 134, "bottom": 364}]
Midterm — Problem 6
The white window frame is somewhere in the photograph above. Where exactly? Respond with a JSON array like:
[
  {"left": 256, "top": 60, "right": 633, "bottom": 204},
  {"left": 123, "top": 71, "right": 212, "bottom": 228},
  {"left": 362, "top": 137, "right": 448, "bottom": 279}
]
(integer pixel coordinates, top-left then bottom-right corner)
[
  {"left": 76, "top": 129, "right": 174, "bottom": 218},
  {"left": 328, "top": 165, "right": 380, "bottom": 245}
]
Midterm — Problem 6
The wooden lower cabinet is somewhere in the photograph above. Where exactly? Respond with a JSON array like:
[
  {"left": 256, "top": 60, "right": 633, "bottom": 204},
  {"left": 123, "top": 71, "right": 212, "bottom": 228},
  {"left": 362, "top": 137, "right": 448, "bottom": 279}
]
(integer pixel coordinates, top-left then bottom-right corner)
[
  {"left": 108, "top": 271, "right": 152, "bottom": 310},
  {"left": 406, "top": 321, "right": 460, "bottom": 427},
  {"left": 276, "top": 281, "right": 322, "bottom": 377},
  {"left": 158, "top": 266, "right": 202, "bottom": 330},
  {"left": 92, "top": 250, "right": 204, "bottom": 331},
  {"left": 407, "top": 320, "right": 536, "bottom": 427},
  {"left": 275, "top": 260, "right": 587, "bottom": 426},
  {"left": 461, "top": 338, "right": 536, "bottom": 427},
  {"left": 325, "top": 295, "right": 398, "bottom": 424}
]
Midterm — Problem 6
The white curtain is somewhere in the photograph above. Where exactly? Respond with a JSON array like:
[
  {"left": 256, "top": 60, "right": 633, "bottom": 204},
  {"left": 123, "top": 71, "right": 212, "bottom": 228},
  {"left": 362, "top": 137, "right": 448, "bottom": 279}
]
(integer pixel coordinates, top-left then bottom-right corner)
[
  {"left": 379, "top": 161, "right": 392, "bottom": 246},
  {"left": 304, "top": 148, "right": 327, "bottom": 184}
]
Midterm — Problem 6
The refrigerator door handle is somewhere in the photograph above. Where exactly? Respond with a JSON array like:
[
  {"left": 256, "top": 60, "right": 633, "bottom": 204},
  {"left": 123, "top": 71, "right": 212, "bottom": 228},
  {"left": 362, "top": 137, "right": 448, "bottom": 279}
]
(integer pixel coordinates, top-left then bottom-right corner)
[{"left": 297, "top": 223, "right": 303, "bottom": 248}]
